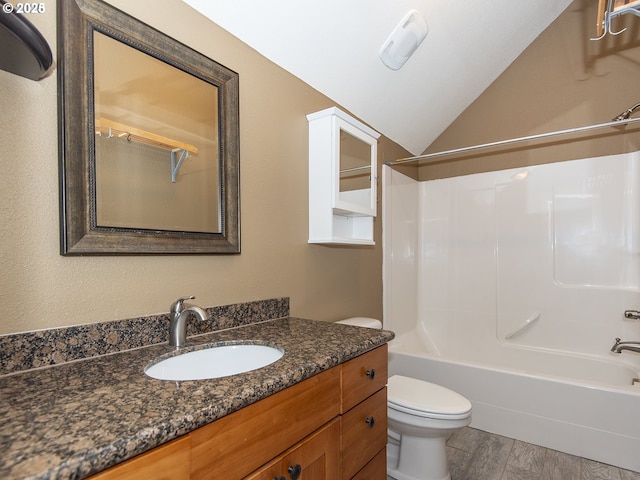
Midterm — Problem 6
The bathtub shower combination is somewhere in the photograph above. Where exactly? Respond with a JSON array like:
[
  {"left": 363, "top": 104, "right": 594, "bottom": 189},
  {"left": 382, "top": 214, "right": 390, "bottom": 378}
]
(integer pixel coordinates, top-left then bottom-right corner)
[{"left": 382, "top": 151, "right": 640, "bottom": 472}]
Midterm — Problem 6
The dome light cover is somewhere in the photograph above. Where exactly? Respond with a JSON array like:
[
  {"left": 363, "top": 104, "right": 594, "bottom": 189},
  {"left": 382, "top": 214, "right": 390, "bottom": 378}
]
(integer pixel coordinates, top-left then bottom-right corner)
[{"left": 379, "top": 10, "right": 428, "bottom": 71}]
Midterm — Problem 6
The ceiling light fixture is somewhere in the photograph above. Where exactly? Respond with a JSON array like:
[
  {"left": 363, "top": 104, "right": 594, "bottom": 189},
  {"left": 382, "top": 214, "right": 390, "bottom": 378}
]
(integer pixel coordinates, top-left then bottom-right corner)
[{"left": 379, "top": 10, "right": 428, "bottom": 71}]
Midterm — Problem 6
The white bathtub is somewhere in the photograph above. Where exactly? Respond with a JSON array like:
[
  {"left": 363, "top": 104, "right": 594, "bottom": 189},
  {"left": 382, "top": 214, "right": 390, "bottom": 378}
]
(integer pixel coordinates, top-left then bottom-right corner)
[
  {"left": 388, "top": 330, "right": 640, "bottom": 473},
  {"left": 382, "top": 156, "right": 640, "bottom": 473}
]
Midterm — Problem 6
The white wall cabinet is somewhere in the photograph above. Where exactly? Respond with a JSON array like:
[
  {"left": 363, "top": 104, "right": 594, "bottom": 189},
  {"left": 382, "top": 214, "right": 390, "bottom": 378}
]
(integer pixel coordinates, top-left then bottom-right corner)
[{"left": 307, "top": 107, "right": 380, "bottom": 245}]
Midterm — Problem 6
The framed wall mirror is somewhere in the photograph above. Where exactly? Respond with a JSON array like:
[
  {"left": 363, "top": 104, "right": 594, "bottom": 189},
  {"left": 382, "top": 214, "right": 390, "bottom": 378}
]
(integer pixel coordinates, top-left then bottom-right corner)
[{"left": 58, "top": 0, "right": 240, "bottom": 254}]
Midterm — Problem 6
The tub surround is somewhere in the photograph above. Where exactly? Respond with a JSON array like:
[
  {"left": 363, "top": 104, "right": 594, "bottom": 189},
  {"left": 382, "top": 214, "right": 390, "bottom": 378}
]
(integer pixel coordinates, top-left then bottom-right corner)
[
  {"left": 0, "top": 306, "right": 393, "bottom": 479},
  {"left": 0, "top": 297, "right": 289, "bottom": 375},
  {"left": 382, "top": 154, "right": 640, "bottom": 473}
]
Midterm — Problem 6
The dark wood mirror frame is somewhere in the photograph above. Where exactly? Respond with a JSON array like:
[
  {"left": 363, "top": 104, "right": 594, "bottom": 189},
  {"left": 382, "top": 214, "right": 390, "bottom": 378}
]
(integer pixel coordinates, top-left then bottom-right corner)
[{"left": 57, "top": 0, "right": 240, "bottom": 255}]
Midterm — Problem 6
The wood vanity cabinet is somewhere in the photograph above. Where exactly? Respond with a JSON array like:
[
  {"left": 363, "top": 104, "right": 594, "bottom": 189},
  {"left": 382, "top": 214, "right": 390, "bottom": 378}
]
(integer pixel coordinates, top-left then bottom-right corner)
[
  {"left": 340, "top": 344, "right": 388, "bottom": 479},
  {"left": 88, "top": 344, "right": 387, "bottom": 480}
]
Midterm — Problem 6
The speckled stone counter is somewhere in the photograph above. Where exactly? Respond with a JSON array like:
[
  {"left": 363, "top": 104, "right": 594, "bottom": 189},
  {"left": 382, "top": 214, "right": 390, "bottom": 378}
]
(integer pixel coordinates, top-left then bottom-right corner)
[
  {"left": 0, "top": 317, "right": 394, "bottom": 479},
  {"left": 0, "top": 298, "right": 290, "bottom": 375}
]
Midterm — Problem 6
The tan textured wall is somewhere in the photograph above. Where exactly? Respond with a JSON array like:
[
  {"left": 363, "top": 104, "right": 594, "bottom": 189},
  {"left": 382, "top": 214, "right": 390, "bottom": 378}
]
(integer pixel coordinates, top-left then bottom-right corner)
[
  {"left": 0, "top": 0, "right": 409, "bottom": 335},
  {"left": 418, "top": 0, "right": 640, "bottom": 180}
]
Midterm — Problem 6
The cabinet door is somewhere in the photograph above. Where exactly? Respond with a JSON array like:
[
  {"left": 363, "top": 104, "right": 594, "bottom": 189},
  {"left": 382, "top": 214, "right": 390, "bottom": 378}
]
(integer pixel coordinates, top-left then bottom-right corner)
[
  {"left": 333, "top": 116, "right": 378, "bottom": 217},
  {"left": 246, "top": 419, "right": 341, "bottom": 480}
]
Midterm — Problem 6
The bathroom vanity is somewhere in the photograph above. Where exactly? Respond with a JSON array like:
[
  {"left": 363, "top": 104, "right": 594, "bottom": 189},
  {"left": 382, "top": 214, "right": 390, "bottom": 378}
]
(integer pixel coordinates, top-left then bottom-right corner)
[
  {"left": 0, "top": 317, "right": 393, "bottom": 479},
  {"left": 91, "top": 345, "right": 387, "bottom": 479}
]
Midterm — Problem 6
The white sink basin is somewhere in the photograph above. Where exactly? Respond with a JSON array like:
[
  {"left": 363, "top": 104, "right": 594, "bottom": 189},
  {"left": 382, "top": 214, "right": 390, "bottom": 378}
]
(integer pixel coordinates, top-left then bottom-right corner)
[{"left": 145, "top": 343, "right": 284, "bottom": 381}]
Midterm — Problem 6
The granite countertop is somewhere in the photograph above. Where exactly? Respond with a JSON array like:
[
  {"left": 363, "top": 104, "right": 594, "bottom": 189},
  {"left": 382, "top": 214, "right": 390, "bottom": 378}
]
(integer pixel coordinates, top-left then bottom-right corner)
[{"left": 0, "top": 317, "right": 394, "bottom": 480}]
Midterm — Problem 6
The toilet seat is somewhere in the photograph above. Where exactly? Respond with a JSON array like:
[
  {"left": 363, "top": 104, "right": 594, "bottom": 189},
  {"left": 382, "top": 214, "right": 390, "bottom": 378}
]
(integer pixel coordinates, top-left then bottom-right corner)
[{"left": 388, "top": 375, "right": 472, "bottom": 420}]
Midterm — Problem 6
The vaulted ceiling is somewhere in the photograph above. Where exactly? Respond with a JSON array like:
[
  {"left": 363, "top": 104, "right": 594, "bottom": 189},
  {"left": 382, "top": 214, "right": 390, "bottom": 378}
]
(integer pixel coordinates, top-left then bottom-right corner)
[{"left": 183, "top": 0, "right": 573, "bottom": 155}]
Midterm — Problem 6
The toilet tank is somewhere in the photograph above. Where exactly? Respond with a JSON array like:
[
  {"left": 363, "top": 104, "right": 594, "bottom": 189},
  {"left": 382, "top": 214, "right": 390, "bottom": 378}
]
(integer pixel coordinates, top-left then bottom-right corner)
[{"left": 336, "top": 317, "right": 382, "bottom": 329}]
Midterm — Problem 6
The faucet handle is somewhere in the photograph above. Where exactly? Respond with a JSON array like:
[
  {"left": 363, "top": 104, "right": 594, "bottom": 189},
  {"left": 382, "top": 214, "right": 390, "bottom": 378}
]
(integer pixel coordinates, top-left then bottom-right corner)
[{"left": 171, "top": 295, "right": 196, "bottom": 314}]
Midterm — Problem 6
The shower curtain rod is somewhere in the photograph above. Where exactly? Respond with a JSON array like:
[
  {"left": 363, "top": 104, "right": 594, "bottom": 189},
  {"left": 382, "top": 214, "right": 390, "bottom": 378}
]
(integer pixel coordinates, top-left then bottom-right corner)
[{"left": 385, "top": 116, "right": 640, "bottom": 167}]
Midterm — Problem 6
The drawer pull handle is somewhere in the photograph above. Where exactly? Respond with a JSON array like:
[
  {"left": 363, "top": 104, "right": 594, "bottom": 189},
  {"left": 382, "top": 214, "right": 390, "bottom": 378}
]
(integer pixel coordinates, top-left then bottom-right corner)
[
  {"left": 365, "top": 416, "right": 375, "bottom": 427},
  {"left": 365, "top": 369, "right": 376, "bottom": 379},
  {"left": 288, "top": 464, "right": 302, "bottom": 480}
]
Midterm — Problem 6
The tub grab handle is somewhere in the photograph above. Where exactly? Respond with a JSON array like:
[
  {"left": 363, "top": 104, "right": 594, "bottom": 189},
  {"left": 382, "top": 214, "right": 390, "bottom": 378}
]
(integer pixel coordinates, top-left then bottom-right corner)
[{"left": 505, "top": 312, "right": 541, "bottom": 340}]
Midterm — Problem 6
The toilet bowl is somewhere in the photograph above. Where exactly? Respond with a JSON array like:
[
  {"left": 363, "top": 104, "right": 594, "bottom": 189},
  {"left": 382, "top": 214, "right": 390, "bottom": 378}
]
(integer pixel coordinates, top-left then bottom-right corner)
[
  {"left": 336, "top": 318, "right": 472, "bottom": 480},
  {"left": 387, "top": 374, "right": 472, "bottom": 480}
]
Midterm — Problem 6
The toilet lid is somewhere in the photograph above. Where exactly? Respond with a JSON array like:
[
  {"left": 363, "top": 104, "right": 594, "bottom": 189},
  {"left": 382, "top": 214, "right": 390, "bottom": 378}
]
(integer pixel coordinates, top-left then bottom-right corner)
[{"left": 387, "top": 375, "right": 472, "bottom": 419}]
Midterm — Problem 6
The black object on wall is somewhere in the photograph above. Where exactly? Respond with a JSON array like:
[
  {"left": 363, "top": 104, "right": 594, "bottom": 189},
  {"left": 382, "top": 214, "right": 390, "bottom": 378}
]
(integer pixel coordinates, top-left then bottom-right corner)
[{"left": 0, "top": 0, "right": 53, "bottom": 80}]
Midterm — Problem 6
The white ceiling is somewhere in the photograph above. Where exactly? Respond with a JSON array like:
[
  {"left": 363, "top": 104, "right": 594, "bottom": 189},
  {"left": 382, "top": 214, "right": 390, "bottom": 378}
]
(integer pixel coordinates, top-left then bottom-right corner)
[{"left": 183, "top": 0, "right": 572, "bottom": 155}]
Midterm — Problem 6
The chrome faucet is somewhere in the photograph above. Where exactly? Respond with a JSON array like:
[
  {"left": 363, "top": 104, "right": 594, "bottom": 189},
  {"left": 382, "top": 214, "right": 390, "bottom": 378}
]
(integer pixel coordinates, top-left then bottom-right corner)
[
  {"left": 169, "top": 296, "right": 208, "bottom": 348},
  {"left": 611, "top": 338, "right": 640, "bottom": 354}
]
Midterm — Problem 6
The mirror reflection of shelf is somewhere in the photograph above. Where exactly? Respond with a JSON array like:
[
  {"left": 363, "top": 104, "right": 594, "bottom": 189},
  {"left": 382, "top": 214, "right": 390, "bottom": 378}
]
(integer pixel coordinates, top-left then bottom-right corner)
[
  {"left": 340, "top": 165, "right": 371, "bottom": 175},
  {"left": 94, "top": 118, "right": 198, "bottom": 182}
]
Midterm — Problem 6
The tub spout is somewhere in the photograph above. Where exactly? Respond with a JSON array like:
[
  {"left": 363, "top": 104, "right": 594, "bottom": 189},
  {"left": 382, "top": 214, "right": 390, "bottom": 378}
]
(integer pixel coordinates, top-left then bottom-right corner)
[{"left": 611, "top": 338, "right": 640, "bottom": 354}]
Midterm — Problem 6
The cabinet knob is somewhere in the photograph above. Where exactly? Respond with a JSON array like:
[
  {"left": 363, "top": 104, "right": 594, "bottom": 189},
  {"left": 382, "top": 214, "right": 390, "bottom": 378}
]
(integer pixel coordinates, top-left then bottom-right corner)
[
  {"left": 365, "top": 369, "right": 376, "bottom": 379},
  {"left": 288, "top": 464, "right": 302, "bottom": 480},
  {"left": 365, "top": 416, "right": 375, "bottom": 428}
]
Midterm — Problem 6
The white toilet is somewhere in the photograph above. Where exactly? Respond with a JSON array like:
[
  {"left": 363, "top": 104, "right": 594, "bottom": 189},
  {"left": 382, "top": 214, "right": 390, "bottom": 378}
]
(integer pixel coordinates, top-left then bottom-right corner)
[{"left": 337, "top": 318, "right": 472, "bottom": 480}]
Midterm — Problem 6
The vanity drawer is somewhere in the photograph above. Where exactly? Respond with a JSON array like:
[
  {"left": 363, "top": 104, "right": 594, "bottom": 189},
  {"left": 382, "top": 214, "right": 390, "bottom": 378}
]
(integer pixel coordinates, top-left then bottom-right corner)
[
  {"left": 341, "top": 344, "right": 388, "bottom": 413},
  {"left": 341, "top": 387, "right": 387, "bottom": 480},
  {"left": 351, "top": 448, "right": 387, "bottom": 480}
]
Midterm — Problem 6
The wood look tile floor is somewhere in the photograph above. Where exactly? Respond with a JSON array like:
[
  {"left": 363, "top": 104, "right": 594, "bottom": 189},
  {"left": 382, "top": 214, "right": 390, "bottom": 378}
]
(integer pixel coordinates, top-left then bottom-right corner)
[{"left": 389, "top": 427, "right": 640, "bottom": 480}]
